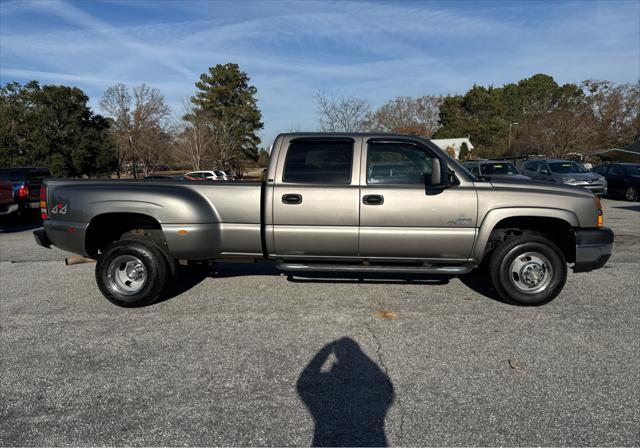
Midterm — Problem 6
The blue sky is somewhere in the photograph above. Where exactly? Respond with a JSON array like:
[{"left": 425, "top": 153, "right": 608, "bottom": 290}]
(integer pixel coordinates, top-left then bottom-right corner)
[{"left": 1, "top": 0, "right": 639, "bottom": 145}]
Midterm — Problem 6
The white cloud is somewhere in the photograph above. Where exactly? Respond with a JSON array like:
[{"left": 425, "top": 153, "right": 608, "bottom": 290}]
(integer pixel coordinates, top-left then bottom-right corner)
[{"left": 1, "top": 0, "right": 638, "bottom": 144}]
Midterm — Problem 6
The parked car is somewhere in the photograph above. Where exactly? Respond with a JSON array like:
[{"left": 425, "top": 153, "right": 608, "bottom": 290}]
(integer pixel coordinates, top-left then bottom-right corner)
[
  {"left": 463, "top": 160, "right": 529, "bottom": 179},
  {"left": 219, "top": 170, "right": 236, "bottom": 180},
  {"left": 144, "top": 174, "right": 190, "bottom": 180},
  {"left": 593, "top": 163, "right": 640, "bottom": 201},
  {"left": 0, "top": 177, "right": 17, "bottom": 217},
  {"left": 34, "top": 133, "right": 613, "bottom": 308},
  {"left": 520, "top": 159, "right": 607, "bottom": 195},
  {"left": 185, "top": 170, "right": 233, "bottom": 181},
  {"left": 0, "top": 167, "right": 51, "bottom": 218}
]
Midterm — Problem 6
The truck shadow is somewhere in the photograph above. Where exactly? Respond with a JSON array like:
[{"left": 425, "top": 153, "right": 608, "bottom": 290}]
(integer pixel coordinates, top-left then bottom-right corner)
[
  {"left": 297, "top": 337, "right": 394, "bottom": 447},
  {"left": 458, "top": 270, "right": 505, "bottom": 304},
  {"left": 162, "top": 261, "right": 504, "bottom": 304},
  {"left": 0, "top": 222, "right": 42, "bottom": 234}
]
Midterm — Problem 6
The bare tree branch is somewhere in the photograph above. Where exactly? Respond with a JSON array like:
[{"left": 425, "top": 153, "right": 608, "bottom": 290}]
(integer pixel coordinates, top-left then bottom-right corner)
[{"left": 315, "top": 91, "right": 370, "bottom": 132}]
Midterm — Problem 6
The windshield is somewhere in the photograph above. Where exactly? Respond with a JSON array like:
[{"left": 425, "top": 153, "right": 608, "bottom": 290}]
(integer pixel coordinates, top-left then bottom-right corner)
[
  {"left": 549, "top": 162, "right": 587, "bottom": 174},
  {"left": 214, "top": 170, "right": 225, "bottom": 176},
  {"left": 623, "top": 165, "right": 640, "bottom": 177},
  {"left": 480, "top": 162, "right": 519, "bottom": 175}
]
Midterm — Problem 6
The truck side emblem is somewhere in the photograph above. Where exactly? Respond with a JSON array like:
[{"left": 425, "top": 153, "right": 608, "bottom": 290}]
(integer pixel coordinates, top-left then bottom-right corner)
[
  {"left": 447, "top": 217, "right": 472, "bottom": 225},
  {"left": 50, "top": 204, "right": 67, "bottom": 215}
]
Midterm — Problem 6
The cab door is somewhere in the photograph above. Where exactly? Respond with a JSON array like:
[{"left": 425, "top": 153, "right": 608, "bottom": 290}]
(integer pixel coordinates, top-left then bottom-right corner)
[
  {"left": 271, "top": 136, "right": 362, "bottom": 257},
  {"left": 358, "top": 138, "right": 477, "bottom": 262}
]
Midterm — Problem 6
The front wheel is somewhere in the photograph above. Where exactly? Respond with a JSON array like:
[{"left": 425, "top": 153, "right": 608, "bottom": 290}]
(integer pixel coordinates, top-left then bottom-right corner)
[
  {"left": 489, "top": 235, "right": 567, "bottom": 306},
  {"left": 96, "top": 239, "right": 170, "bottom": 307},
  {"left": 624, "top": 185, "right": 638, "bottom": 202}
]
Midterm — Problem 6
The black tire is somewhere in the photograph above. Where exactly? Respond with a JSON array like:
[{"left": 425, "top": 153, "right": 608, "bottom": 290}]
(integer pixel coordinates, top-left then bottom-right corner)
[
  {"left": 624, "top": 185, "right": 639, "bottom": 202},
  {"left": 489, "top": 234, "right": 567, "bottom": 306},
  {"left": 119, "top": 232, "right": 177, "bottom": 285},
  {"left": 96, "top": 239, "right": 169, "bottom": 307}
]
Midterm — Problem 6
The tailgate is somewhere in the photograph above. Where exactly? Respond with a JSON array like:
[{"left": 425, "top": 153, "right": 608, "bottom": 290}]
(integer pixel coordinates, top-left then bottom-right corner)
[{"left": 0, "top": 181, "right": 13, "bottom": 205}]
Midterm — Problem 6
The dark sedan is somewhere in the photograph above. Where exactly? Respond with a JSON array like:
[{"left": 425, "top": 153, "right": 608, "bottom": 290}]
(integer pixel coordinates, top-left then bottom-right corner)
[{"left": 593, "top": 163, "right": 640, "bottom": 201}]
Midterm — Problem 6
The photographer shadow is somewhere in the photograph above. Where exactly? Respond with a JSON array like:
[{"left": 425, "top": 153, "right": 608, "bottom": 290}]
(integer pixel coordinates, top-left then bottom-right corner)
[{"left": 296, "top": 337, "right": 394, "bottom": 447}]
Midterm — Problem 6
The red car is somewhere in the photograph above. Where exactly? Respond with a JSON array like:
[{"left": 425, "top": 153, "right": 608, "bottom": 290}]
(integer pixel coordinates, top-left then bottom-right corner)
[{"left": 0, "top": 177, "right": 16, "bottom": 216}]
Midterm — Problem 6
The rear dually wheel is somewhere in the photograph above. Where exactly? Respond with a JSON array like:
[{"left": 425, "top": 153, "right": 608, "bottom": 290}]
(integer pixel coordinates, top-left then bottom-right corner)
[{"left": 96, "top": 239, "right": 170, "bottom": 307}]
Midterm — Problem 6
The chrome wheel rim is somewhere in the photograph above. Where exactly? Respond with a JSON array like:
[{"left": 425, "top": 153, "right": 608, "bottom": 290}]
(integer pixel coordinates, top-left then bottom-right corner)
[
  {"left": 625, "top": 187, "right": 637, "bottom": 201},
  {"left": 508, "top": 251, "right": 553, "bottom": 294},
  {"left": 106, "top": 255, "right": 147, "bottom": 296}
]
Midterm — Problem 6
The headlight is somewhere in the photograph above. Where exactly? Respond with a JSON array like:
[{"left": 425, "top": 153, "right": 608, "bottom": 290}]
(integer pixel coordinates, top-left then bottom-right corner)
[{"left": 562, "top": 177, "right": 578, "bottom": 184}]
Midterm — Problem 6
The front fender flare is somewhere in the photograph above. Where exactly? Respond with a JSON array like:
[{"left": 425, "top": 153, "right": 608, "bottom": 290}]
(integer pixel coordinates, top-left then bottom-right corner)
[{"left": 471, "top": 207, "right": 579, "bottom": 262}]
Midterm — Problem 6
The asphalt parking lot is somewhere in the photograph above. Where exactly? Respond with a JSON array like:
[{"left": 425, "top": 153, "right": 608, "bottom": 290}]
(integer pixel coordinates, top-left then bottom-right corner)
[{"left": 1, "top": 198, "right": 638, "bottom": 446}]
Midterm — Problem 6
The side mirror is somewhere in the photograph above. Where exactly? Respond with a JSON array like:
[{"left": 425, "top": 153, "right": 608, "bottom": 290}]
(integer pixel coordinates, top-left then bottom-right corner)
[
  {"left": 431, "top": 158, "right": 442, "bottom": 185},
  {"left": 426, "top": 157, "right": 451, "bottom": 195}
]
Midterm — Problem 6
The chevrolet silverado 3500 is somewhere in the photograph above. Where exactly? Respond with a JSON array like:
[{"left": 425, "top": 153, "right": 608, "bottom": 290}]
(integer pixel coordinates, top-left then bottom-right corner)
[{"left": 34, "top": 133, "right": 613, "bottom": 307}]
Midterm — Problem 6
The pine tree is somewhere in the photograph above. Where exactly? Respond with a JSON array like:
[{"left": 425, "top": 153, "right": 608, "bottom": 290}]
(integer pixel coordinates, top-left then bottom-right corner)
[{"left": 190, "top": 64, "right": 263, "bottom": 166}]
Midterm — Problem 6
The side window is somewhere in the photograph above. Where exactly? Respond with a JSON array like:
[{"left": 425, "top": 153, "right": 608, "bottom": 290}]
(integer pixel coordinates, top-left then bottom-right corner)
[
  {"left": 610, "top": 166, "right": 624, "bottom": 176},
  {"left": 523, "top": 161, "right": 537, "bottom": 171},
  {"left": 367, "top": 142, "right": 433, "bottom": 184},
  {"left": 593, "top": 166, "right": 608, "bottom": 175},
  {"left": 539, "top": 163, "right": 550, "bottom": 174},
  {"left": 283, "top": 140, "right": 353, "bottom": 184}
]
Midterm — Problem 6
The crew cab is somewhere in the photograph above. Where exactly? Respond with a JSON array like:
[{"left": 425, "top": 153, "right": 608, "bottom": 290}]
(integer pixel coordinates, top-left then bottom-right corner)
[{"left": 34, "top": 133, "right": 613, "bottom": 307}]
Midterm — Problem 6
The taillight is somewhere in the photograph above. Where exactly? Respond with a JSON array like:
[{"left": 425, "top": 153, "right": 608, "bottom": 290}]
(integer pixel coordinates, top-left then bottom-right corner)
[
  {"left": 594, "top": 196, "right": 603, "bottom": 227},
  {"left": 17, "top": 185, "right": 29, "bottom": 199},
  {"left": 40, "top": 185, "right": 48, "bottom": 220}
]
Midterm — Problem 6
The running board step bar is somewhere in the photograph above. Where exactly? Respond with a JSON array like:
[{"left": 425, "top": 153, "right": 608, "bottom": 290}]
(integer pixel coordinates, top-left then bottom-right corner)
[{"left": 276, "top": 262, "right": 471, "bottom": 275}]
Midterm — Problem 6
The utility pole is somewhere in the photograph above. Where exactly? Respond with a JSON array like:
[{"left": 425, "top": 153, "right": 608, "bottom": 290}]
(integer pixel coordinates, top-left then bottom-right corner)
[{"left": 508, "top": 122, "right": 519, "bottom": 152}]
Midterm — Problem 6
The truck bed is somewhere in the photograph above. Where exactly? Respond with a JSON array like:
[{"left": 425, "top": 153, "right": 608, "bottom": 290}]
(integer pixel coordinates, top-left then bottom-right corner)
[{"left": 42, "top": 179, "right": 264, "bottom": 259}]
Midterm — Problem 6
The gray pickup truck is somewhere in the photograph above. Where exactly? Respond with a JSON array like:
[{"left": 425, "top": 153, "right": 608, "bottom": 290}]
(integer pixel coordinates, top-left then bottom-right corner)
[{"left": 34, "top": 133, "right": 613, "bottom": 307}]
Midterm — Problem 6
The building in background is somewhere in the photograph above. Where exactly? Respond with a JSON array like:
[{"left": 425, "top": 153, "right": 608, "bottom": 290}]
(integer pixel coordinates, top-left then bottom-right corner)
[
  {"left": 430, "top": 138, "right": 474, "bottom": 159},
  {"left": 594, "top": 139, "right": 640, "bottom": 163}
]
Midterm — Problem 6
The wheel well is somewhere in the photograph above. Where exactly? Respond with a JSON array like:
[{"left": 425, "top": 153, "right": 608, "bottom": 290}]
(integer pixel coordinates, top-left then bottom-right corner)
[
  {"left": 485, "top": 216, "right": 575, "bottom": 263},
  {"left": 85, "top": 213, "right": 166, "bottom": 257}
]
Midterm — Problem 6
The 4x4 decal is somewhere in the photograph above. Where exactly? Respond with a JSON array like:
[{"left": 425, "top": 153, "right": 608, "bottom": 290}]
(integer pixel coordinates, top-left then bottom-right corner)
[{"left": 50, "top": 203, "right": 67, "bottom": 215}]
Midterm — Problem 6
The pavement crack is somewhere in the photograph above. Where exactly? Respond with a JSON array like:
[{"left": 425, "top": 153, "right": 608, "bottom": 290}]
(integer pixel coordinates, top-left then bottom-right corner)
[{"left": 364, "top": 322, "right": 406, "bottom": 446}]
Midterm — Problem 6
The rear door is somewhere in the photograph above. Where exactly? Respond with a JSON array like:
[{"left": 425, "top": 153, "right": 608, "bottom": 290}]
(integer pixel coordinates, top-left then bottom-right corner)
[
  {"left": 271, "top": 136, "right": 361, "bottom": 257},
  {"left": 358, "top": 138, "right": 477, "bottom": 261}
]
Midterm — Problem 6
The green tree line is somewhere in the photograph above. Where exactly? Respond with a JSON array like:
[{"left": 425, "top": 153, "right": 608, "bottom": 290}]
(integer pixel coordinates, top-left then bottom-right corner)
[
  {"left": 2, "top": 71, "right": 637, "bottom": 177},
  {"left": 0, "top": 64, "right": 263, "bottom": 177}
]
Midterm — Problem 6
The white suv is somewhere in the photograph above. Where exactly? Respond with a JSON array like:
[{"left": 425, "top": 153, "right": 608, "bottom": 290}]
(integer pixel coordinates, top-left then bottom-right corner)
[{"left": 185, "top": 170, "right": 230, "bottom": 181}]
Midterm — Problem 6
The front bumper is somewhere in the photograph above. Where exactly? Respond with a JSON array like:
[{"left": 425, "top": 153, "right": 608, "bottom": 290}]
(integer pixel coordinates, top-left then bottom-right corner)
[
  {"left": 573, "top": 227, "right": 614, "bottom": 273},
  {"left": 567, "top": 182, "right": 606, "bottom": 195}
]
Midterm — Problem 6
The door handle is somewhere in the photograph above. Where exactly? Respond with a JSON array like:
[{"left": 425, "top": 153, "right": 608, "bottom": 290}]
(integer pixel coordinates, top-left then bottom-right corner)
[
  {"left": 363, "top": 194, "right": 384, "bottom": 205},
  {"left": 282, "top": 194, "right": 302, "bottom": 205}
]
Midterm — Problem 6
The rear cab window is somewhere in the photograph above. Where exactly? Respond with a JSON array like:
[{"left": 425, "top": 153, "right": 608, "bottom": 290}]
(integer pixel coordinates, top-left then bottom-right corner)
[
  {"left": 0, "top": 169, "right": 26, "bottom": 182},
  {"left": 283, "top": 139, "right": 353, "bottom": 184},
  {"left": 28, "top": 169, "right": 51, "bottom": 180}
]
